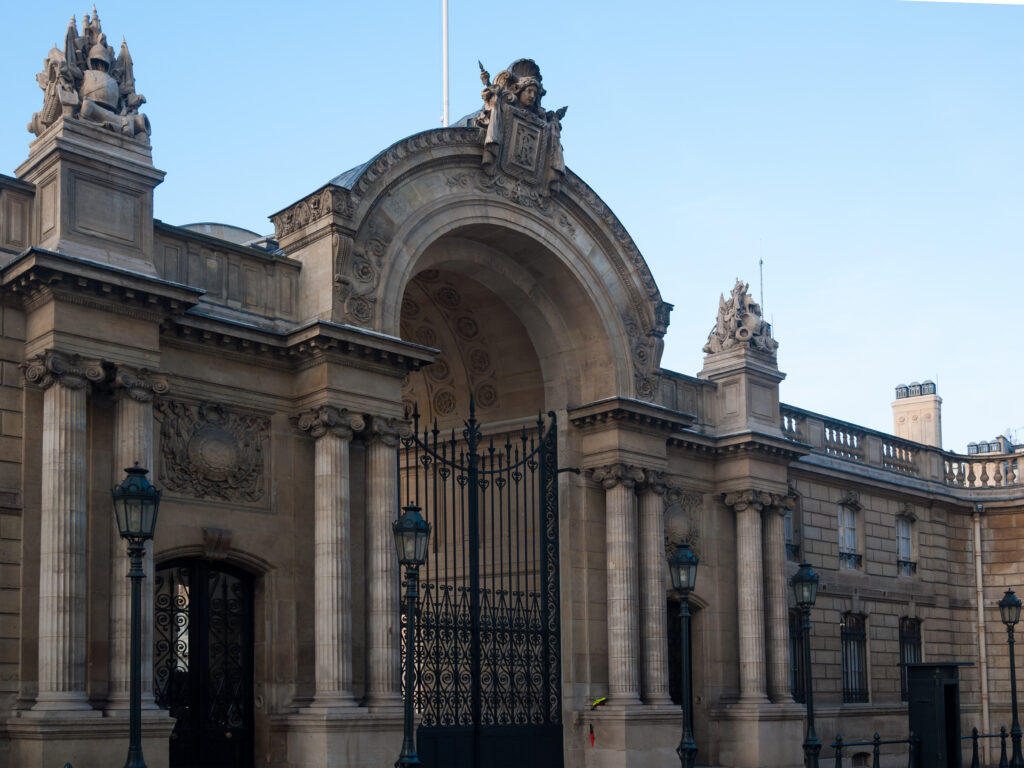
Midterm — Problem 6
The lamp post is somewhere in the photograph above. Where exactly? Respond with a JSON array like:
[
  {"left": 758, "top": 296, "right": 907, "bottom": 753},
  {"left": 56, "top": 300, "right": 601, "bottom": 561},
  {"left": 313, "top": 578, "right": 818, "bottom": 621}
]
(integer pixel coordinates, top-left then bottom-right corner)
[
  {"left": 999, "top": 588, "right": 1024, "bottom": 768},
  {"left": 667, "top": 540, "right": 699, "bottom": 768},
  {"left": 791, "top": 562, "right": 820, "bottom": 768},
  {"left": 393, "top": 504, "right": 431, "bottom": 768},
  {"left": 110, "top": 463, "right": 162, "bottom": 768}
]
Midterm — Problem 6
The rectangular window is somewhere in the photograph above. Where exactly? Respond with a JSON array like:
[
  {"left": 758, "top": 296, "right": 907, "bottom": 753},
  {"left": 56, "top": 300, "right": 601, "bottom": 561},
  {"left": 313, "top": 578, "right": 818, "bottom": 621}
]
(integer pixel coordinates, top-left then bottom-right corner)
[
  {"left": 896, "top": 518, "right": 916, "bottom": 576},
  {"left": 899, "top": 618, "right": 922, "bottom": 702},
  {"left": 841, "top": 614, "right": 869, "bottom": 703},
  {"left": 789, "top": 609, "right": 806, "bottom": 703},
  {"left": 838, "top": 505, "right": 861, "bottom": 569}
]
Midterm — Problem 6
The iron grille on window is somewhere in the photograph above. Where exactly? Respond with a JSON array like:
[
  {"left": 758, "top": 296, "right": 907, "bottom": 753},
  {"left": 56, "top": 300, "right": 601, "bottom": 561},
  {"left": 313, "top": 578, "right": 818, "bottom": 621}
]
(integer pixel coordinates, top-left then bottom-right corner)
[
  {"left": 789, "top": 609, "right": 805, "bottom": 703},
  {"left": 838, "top": 505, "right": 860, "bottom": 570},
  {"left": 784, "top": 507, "right": 800, "bottom": 562},
  {"left": 896, "top": 517, "right": 916, "bottom": 576},
  {"left": 899, "top": 617, "right": 922, "bottom": 702},
  {"left": 841, "top": 614, "right": 869, "bottom": 703}
]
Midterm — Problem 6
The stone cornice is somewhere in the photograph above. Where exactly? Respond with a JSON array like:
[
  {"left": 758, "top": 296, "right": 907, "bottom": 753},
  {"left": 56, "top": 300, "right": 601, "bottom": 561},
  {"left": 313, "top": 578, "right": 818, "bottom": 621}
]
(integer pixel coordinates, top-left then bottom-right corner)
[
  {"left": 568, "top": 396, "right": 696, "bottom": 433},
  {"left": 669, "top": 429, "right": 811, "bottom": 463},
  {"left": 161, "top": 316, "right": 436, "bottom": 375},
  {"left": 0, "top": 247, "right": 203, "bottom": 319}
]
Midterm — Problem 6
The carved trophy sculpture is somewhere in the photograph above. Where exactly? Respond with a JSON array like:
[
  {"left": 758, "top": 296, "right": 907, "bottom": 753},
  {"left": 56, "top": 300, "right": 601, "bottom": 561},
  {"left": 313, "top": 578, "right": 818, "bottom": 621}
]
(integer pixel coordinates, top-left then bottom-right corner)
[
  {"left": 703, "top": 279, "right": 779, "bottom": 357},
  {"left": 28, "top": 7, "right": 150, "bottom": 141},
  {"left": 476, "top": 59, "right": 567, "bottom": 196}
]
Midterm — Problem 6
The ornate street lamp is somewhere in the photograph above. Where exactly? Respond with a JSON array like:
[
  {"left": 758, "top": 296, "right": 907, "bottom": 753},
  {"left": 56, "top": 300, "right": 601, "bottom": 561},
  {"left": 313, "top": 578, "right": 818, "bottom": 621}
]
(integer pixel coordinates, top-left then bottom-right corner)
[
  {"left": 791, "top": 562, "right": 820, "bottom": 768},
  {"left": 393, "top": 504, "right": 431, "bottom": 768},
  {"left": 1000, "top": 588, "right": 1024, "bottom": 768},
  {"left": 110, "top": 463, "right": 162, "bottom": 768},
  {"left": 667, "top": 540, "right": 699, "bottom": 768}
]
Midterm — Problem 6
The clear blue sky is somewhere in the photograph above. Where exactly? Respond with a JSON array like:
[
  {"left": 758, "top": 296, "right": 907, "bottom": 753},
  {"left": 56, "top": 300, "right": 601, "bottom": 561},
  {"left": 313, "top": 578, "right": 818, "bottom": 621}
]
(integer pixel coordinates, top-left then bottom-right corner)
[{"left": 2, "top": 1, "right": 1022, "bottom": 452}]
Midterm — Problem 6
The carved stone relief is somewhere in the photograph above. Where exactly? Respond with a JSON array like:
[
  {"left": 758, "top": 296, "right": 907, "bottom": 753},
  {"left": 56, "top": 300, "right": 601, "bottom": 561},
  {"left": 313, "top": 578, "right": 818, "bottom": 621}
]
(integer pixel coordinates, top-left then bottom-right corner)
[
  {"left": 703, "top": 279, "right": 778, "bottom": 357},
  {"left": 29, "top": 11, "right": 150, "bottom": 140},
  {"left": 155, "top": 400, "right": 270, "bottom": 503},
  {"left": 664, "top": 489, "right": 704, "bottom": 558}
]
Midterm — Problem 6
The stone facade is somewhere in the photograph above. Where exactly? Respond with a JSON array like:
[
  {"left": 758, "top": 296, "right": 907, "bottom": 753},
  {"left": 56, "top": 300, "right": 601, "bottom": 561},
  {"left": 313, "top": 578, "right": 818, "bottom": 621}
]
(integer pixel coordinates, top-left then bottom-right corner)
[{"left": 0, "top": 12, "right": 1020, "bottom": 768}]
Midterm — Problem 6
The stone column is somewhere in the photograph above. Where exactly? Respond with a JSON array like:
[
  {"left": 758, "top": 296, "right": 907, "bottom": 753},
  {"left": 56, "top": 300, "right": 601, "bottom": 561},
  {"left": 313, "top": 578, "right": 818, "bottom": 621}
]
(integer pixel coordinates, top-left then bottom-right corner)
[
  {"left": 723, "top": 490, "right": 771, "bottom": 703},
  {"left": 638, "top": 471, "right": 672, "bottom": 705},
  {"left": 364, "top": 416, "right": 404, "bottom": 709},
  {"left": 24, "top": 351, "right": 105, "bottom": 711},
  {"left": 763, "top": 493, "right": 794, "bottom": 703},
  {"left": 107, "top": 367, "right": 167, "bottom": 712},
  {"left": 297, "top": 406, "right": 365, "bottom": 710},
  {"left": 593, "top": 463, "right": 645, "bottom": 706}
]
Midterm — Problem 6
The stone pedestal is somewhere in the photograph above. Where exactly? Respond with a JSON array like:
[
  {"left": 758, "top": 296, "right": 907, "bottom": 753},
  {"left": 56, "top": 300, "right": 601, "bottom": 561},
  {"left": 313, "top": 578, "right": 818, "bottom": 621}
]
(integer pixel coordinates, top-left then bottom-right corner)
[
  {"left": 364, "top": 417, "right": 403, "bottom": 709},
  {"left": 578, "top": 707, "right": 682, "bottom": 768},
  {"left": 711, "top": 701, "right": 806, "bottom": 768},
  {"left": 593, "top": 463, "right": 645, "bottom": 707},
  {"left": 297, "top": 406, "right": 364, "bottom": 711},
  {"left": 7, "top": 710, "right": 174, "bottom": 768},
  {"left": 283, "top": 711, "right": 404, "bottom": 768},
  {"left": 107, "top": 366, "right": 167, "bottom": 713}
]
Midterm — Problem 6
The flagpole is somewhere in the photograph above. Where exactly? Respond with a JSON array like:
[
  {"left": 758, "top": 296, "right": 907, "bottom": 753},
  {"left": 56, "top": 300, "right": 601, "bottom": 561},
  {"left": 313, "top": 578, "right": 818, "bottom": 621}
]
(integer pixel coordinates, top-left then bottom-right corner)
[{"left": 442, "top": 0, "right": 449, "bottom": 127}]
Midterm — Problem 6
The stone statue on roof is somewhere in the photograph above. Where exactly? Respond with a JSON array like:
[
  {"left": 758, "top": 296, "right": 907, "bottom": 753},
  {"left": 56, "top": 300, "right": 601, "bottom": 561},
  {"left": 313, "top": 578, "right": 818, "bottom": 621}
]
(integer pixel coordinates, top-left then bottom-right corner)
[
  {"left": 475, "top": 59, "right": 567, "bottom": 196},
  {"left": 28, "top": 7, "right": 150, "bottom": 141},
  {"left": 703, "top": 279, "right": 779, "bottom": 356}
]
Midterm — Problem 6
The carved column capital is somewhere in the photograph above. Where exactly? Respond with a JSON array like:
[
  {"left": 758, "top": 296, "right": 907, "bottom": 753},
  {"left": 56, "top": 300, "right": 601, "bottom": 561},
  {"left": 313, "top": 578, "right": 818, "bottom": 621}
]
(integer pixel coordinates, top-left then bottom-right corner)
[
  {"left": 592, "top": 463, "right": 645, "bottom": 491},
  {"left": 112, "top": 365, "right": 169, "bottom": 403},
  {"left": 297, "top": 406, "right": 365, "bottom": 441},
  {"left": 764, "top": 491, "right": 797, "bottom": 517},
  {"left": 723, "top": 489, "right": 773, "bottom": 513},
  {"left": 22, "top": 350, "right": 105, "bottom": 391},
  {"left": 366, "top": 415, "right": 408, "bottom": 448},
  {"left": 638, "top": 469, "right": 667, "bottom": 496}
]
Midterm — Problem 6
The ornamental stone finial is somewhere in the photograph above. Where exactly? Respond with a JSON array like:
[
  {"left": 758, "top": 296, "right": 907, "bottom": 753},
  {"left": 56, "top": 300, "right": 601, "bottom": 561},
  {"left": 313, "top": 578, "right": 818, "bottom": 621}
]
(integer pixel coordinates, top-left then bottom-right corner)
[
  {"left": 703, "top": 279, "right": 778, "bottom": 357},
  {"left": 475, "top": 58, "right": 567, "bottom": 197},
  {"left": 28, "top": 9, "right": 150, "bottom": 141}
]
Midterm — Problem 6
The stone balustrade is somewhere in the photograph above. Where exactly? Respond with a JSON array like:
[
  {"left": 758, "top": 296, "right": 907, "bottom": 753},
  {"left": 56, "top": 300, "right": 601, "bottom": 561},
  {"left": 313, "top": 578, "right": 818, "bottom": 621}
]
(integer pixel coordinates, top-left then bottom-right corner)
[{"left": 780, "top": 404, "right": 1023, "bottom": 491}]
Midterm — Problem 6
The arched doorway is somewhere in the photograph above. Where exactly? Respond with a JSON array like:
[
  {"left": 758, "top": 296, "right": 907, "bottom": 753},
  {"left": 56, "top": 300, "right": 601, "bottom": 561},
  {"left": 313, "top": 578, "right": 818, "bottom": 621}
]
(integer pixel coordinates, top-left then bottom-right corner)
[{"left": 153, "top": 558, "right": 255, "bottom": 768}]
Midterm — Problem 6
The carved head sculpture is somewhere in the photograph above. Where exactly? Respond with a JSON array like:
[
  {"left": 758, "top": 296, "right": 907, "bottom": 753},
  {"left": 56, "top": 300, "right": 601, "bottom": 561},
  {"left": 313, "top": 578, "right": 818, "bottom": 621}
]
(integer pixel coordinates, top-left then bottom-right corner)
[
  {"left": 507, "top": 58, "right": 546, "bottom": 109},
  {"left": 88, "top": 39, "right": 111, "bottom": 70}
]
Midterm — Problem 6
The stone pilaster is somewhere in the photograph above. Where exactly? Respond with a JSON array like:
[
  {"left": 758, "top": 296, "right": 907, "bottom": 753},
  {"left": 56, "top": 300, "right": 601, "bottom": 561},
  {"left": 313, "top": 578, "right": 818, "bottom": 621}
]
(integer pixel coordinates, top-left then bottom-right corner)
[
  {"left": 638, "top": 471, "right": 672, "bottom": 705},
  {"left": 364, "top": 416, "right": 404, "bottom": 709},
  {"left": 23, "top": 351, "right": 105, "bottom": 711},
  {"left": 723, "top": 489, "right": 772, "bottom": 703},
  {"left": 107, "top": 366, "right": 168, "bottom": 712},
  {"left": 763, "top": 493, "right": 794, "bottom": 703},
  {"left": 297, "top": 405, "right": 365, "bottom": 710},
  {"left": 593, "top": 463, "right": 645, "bottom": 706}
]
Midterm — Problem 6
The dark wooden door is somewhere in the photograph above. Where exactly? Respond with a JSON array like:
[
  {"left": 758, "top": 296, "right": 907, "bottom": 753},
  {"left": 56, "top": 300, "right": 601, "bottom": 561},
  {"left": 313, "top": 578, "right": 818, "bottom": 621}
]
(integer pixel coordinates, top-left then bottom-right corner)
[{"left": 154, "top": 559, "right": 254, "bottom": 768}]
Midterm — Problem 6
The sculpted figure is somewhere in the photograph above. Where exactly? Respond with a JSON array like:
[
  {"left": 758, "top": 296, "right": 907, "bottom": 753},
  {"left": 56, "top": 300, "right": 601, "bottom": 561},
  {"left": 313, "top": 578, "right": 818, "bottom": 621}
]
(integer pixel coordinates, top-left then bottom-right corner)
[
  {"left": 476, "top": 59, "right": 567, "bottom": 196},
  {"left": 28, "top": 8, "right": 150, "bottom": 141},
  {"left": 703, "top": 279, "right": 779, "bottom": 356}
]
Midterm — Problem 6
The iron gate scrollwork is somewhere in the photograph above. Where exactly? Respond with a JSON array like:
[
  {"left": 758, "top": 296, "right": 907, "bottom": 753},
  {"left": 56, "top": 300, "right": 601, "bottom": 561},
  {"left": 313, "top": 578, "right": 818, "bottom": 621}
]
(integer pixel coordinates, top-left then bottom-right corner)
[{"left": 401, "top": 401, "right": 563, "bottom": 768}]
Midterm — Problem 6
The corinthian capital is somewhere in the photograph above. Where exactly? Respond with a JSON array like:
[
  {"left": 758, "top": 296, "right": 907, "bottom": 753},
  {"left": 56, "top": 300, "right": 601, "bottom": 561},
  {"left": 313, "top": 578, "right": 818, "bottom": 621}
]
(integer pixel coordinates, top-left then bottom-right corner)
[
  {"left": 366, "top": 415, "right": 409, "bottom": 448},
  {"left": 765, "top": 491, "right": 797, "bottom": 517},
  {"left": 113, "top": 365, "right": 169, "bottom": 403},
  {"left": 592, "top": 463, "right": 645, "bottom": 491},
  {"left": 722, "top": 489, "right": 773, "bottom": 513},
  {"left": 22, "top": 350, "right": 105, "bottom": 391},
  {"left": 296, "top": 406, "right": 365, "bottom": 441}
]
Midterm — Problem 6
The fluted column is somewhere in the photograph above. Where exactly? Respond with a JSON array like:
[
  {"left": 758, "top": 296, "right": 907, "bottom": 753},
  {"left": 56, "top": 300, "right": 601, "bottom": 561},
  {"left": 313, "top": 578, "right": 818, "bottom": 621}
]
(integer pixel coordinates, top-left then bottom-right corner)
[
  {"left": 108, "top": 367, "right": 167, "bottom": 712},
  {"left": 298, "top": 406, "right": 364, "bottom": 710},
  {"left": 593, "top": 463, "right": 645, "bottom": 705},
  {"left": 365, "top": 416, "right": 404, "bottom": 709},
  {"left": 724, "top": 490, "right": 771, "bottom": 703},
  {"left": 24, "top": 351, "right": 105, "bottom": 711},
  {"left": 638, "top": 471, "right": 672, "bottom": 705},
  {"left": 763, "top": 493, "right": 794, "bottom": 703}
]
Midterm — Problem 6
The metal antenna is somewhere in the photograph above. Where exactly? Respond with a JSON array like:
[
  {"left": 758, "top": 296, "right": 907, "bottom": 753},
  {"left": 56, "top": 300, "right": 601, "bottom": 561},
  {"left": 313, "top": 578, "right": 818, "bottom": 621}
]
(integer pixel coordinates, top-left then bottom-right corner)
[
  {"left": 759, "top": 239, "right": 764, "bottom": 311},
  {"left": 441, "top": 0, "right": 450, "bottom": 127}
]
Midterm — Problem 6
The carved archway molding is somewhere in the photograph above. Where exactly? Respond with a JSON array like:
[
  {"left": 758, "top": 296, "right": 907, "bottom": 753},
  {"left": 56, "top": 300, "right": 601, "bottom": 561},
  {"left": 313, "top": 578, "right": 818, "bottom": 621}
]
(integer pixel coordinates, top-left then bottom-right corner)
[{"left": 272, "top": 127, "right": 671, "bottom": 402}]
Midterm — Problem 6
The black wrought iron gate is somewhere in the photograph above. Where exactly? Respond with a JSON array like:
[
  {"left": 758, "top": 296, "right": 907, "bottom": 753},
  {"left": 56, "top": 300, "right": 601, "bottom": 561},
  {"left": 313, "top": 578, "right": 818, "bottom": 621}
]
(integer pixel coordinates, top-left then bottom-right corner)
[{"left": 401, "top": 403, "right": 563, "bottom": 768}]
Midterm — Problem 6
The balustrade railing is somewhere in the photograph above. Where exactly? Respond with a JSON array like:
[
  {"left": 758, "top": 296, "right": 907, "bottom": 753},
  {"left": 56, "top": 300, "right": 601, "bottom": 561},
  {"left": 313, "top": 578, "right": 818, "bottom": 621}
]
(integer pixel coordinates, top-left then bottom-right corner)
[{"left": 780, "top": 404, "right": 1023, "bottom": 492}]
